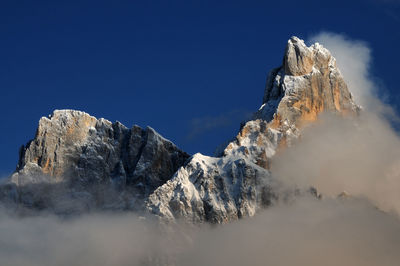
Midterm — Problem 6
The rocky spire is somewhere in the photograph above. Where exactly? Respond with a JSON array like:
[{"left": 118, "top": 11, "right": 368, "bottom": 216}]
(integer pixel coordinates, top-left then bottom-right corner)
[
  {"left": 223, "top": 36, "right": 360, "bottom": 168},
  {"left": 283, "top": 37, "right": 315, "bottom": 76}
]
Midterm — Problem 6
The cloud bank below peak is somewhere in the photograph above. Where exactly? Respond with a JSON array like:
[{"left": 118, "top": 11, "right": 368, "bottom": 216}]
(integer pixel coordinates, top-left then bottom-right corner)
[{"left": 266, "top": 32, "right": 400, "bottom": 216}]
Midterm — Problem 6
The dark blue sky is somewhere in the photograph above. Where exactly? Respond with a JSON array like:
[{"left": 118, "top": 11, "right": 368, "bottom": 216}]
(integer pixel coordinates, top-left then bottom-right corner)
[{"left": 1, "top": 0, "right": 399, "bottom": 175}]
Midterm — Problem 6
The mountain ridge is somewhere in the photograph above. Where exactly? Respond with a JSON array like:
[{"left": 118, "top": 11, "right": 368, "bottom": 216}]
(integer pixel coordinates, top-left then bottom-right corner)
[{"left": 3, "top": 36, "right": 359, "bottom": 222}]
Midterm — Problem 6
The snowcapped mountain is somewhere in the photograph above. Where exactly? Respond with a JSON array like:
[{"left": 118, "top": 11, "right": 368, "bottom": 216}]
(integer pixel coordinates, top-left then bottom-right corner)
[{"left": 2, "top": 37, "right": 359, "bottom": 222}]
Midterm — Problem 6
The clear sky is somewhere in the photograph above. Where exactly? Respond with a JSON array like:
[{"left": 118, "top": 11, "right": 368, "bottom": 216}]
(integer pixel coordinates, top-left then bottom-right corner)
[{"left": 1, "top": 0, "right": 399, "bottom": 175}]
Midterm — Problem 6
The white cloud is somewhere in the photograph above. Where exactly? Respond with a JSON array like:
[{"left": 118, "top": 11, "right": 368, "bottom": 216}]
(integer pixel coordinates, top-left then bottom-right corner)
[
  {"left": 179, "top": 197, "right": 400, "bottom": 266},
  {"left": 309, "top": 32, "right": 375, "bottom": 108},
  {"left": 267, "top": 32, "right": 400, "bottom": 215},
  {"left": 1, "top": 197, "right": 400, "bottom": 266}
]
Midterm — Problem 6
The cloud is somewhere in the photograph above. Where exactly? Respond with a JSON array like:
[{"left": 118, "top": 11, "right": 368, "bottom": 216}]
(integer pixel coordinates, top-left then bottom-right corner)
[
  {"left": 186, "top": 109, "right": 252, "bottom": 140},
  {"left": 1, "top": 197, "right": 400, "bottom": 266},
  {"left": 267, "top": 32, "right": 400, "bottom": 215},
  {"left": 179, "top": 197, "right": 400, "bottom": 266},
  {"left": 271, "top": 113, "right": 400, "bottom": 215},
  {"left": 309, "top": 32, "right": 374, "bottom": 108},
  {"left": 0, "top": 210, "right": 190, "bottom": 266}
]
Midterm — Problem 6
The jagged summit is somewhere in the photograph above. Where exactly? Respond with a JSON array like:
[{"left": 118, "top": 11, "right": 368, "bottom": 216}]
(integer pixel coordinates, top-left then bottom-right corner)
[
  {"left": 3, "top": 37, "right": 360, "bottom": 222},
  {"left": 283, "top": 36, "right": 337, "bottom": 76},
  {"left": 224, "top": 36, "right": 359, "bottom": 168},
  {"left": 284, "top": 36, "right": 315, "bottom": 76},
  {"left": 12, "top": 109, "right": 189, "bottom": 195},
  {"left": 260, "top": 35, "right": 358, "bottom": 123}
]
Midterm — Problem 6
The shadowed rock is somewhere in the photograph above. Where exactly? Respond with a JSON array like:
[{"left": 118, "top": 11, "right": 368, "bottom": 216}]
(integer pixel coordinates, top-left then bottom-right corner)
[{"left": 11, "top": 110, "right": 189, "bottom": 206}]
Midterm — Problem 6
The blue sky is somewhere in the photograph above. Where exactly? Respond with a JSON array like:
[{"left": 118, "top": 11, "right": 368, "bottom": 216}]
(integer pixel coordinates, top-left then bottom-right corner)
[{"left": 0, "top": 0, "right": 399, "bottom": 175}]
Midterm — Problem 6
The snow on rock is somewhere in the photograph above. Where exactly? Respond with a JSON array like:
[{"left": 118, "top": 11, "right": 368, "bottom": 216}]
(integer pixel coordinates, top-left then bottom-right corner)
[
  {"left": 146, "top": 153, "right": 273, "bottom": 223},
  {"left": 223, "top": 36, "right": 360, "bottom": 169}
]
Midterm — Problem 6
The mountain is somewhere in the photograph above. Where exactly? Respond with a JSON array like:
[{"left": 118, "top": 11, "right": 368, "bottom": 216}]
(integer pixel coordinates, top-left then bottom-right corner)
[
  {"left": 12, "top": 110, "right": 189, "bottom": 193},
  {"left": 146, "top": 37, "right": 359, "bottom": 223},
  {"left": 2, "top": 37, "right": 359, "bottom": 221}
]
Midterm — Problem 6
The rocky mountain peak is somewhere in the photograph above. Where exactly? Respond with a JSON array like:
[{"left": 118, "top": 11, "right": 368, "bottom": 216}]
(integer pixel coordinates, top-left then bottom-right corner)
[
  {"left": 283, "top": 36, "right": 336, "bottom": 77},
  {"left": 12, "top": 110, "right": 190, "bottom": 196},
  {"left": 283, "top": 36, "right": 315, "bottom": 76},
  {"left": 224, "top": 36, "right": 360, "bottom": 169}
]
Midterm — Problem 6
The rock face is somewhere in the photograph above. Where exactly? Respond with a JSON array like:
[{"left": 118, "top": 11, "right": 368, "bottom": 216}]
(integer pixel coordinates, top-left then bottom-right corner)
[
  {"left": 11, "top": 110, "right": 190, "bottom": 198},
  {"left": 145, "top": 36, "right": 359, "bottom": 223},
  {"left": 146, "top": 154, "right": 274, "bottom": 223},
  {"left": 284, "top": 37, "right": 315, "bottom": 76},
  {"left": 224, "top": 36, "right": 359, "bottom": 169},
  {"left": 4, "top": 36, "right": 359, "bottom": 222}
]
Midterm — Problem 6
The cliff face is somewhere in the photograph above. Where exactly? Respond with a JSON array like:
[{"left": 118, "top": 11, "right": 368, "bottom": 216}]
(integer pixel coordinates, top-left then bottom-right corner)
[
  {"left": 5, "top": 36, "right": 359, "bottom": 222},
  {"left": 12, "top": 110, "right": 190, "bottom": 197},
  {"left": 224, "top": 37, "right": 359, "bottom": 169}
]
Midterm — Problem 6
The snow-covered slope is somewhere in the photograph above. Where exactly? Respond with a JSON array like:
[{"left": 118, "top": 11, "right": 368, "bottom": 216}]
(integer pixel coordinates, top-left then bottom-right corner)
[{"left": 146, "top": 153, "right": 273, "bottom": 223}]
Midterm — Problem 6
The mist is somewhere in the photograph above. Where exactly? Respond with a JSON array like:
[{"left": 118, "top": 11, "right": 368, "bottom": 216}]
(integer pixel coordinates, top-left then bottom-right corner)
[
  {"left": 309, "top": 32, "right": 375, "bottom": 108},
  {"left": 179, "top": 197, "right": 400, "bottom": 266},
  {"left": 271, "top": 112, "right": 400, "bottom": 215},
  {"left": 1, "top": 32, "right": 400, "bottom": 266},
  {"left": 269, "top": 32, "right": 400, "bottom": 215},
  {"left": 1, "top": 196, "right": 400, "bottom": 266},
  {"left": 0, "top": 210, "right": 188, "bottom": 266}
]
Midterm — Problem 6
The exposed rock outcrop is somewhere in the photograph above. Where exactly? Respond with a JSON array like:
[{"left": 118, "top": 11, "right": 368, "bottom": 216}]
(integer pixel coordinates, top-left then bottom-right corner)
[
  {"left": 146, "top": 153, "right": 275, "bottom": 223},
  {"left": 223, "top": 36, "right": 359, "bottom": 168},
  {"left": 11, "top": 110, "right": 189, "bottom": 199}
]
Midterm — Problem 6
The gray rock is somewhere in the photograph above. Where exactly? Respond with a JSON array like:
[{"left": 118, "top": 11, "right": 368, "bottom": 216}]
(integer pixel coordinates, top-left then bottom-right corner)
[
  {"left": 9, "top": 110, "right": 189, "bottom": 211},
  {"left": 146, "top": 153, "right": 276, "bottom": 224}
]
